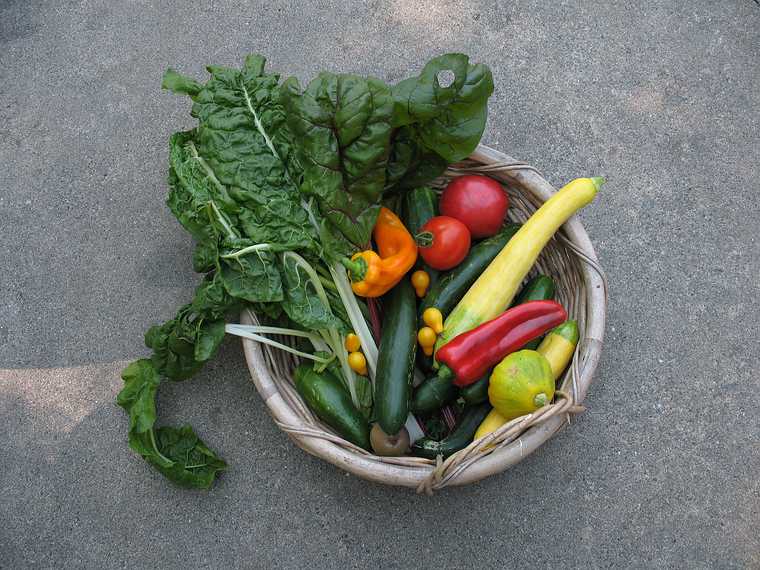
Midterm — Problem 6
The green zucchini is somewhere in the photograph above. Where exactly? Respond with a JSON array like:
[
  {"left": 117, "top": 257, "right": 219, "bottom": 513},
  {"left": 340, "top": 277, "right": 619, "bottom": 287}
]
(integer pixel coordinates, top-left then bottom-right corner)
[
  {"left": 513, "top": 275, "right": 556, "bottom": 306},
  {"left": 402, "top": 186, "right": 440, "bottom": 285},
  {"left": 402, "top": 186, "right": 439, "bottom": 235},
  {"left": 513, "top": 274, "right": 556, "bottom": 350},
  {"left": 294, "top": 364, "right": 370, "bottom": 449},
  {"left": 411, "top": 403, "right": 491, "bottom": 459},
  {"left": 375, "top": 279, "right": 417, "bottom": 435},
  {"left": 460, "top": 375, "right": 489, "bottom": 405},
  {"left": 421, "top": 224, "right": 521, "bottom": 318},
  {"left": 411, "top": 373, "right": 458, "bottom": 414}
]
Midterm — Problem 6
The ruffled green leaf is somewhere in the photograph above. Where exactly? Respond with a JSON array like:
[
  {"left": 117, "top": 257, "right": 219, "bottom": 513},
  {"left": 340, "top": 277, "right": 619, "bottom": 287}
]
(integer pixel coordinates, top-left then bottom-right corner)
[
  {"left": 391, "top": 53, "right": 493, "bottom": 164},
  {"left": 280, "top": 73, "right": 394, "bottom": 249}
]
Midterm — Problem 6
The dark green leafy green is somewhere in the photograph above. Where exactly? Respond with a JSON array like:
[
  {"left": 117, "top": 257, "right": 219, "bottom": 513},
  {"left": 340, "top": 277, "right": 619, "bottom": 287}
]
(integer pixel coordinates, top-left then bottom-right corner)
[
  {"left": 391, "top": 53, "right": 494, "bottom": 163},
  {"left": 117, "top": 359, "right": 161, "bottom": 433},
  {"left": 217, "top": 249, "right": 283, "bottom": 303},
  {"left": 117, "top": 360, "right": 226, "bottom": 488},
  {"left": 386, "top": 127, "right": 449, "bottom": 190},
  {"left": 144, "top": 305, "right": 227, "bottom": 382},
  {"left": 280, "top": 73, "right": 394, "bottom": 250},
  {"left": 191, "top": 272, "right": 238, "bottom": 319},
  {"left": 164, "top": 55, "right": 315, "bottom": 251},
  {"left": 280, "top": 253, "right": 341, "bottom": 331}
]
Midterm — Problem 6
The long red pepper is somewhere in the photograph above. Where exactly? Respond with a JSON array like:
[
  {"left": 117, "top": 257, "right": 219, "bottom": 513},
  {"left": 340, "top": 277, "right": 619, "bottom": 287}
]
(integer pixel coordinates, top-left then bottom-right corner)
[{"left": 436, "top": 300, "right": 567, "bottom": 387}]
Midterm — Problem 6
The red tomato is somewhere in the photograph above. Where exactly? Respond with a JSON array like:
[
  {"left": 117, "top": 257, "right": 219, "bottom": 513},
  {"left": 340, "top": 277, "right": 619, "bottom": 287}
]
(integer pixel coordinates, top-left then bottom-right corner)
[
  {"left": 440, "top": 175, "right": 509, "bottom": 238},
  {"left": 418, "top": 216, "right": 471, "bottom": 270}
]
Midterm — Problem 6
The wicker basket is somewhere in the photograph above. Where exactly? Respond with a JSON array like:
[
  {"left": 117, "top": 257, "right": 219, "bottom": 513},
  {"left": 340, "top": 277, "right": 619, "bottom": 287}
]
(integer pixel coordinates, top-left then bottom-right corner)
[{"left": 240, "top": 144, "right": 607, "bottom": 493}]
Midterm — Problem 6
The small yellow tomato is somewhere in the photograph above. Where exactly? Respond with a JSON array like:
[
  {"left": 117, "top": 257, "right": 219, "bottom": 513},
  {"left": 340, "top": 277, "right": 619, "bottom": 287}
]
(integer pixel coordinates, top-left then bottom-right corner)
[
  {"left": 411, "top": 270, "right": 430, "bottom": 298},
  {"left": 344, "top": 332, "right": 361, "bottom": 353},
  {"left": 422, "top": 307, "right": 444, "bottom": 334},
  {"left": 417, "top": 326, "right": 437, "bottom": 356},
  {"left": 348, "top": 351, "right": 368, "bottom": 376}
]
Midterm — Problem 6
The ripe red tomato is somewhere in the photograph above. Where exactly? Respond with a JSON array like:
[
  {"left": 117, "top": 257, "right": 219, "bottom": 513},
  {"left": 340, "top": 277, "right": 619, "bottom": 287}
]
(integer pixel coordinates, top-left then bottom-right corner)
[
  {"left": 440, "top": 175, "right": 509, "bottom": 238},
  {"left": 418, "top": 216, "right": 471, "bottom": 270}
]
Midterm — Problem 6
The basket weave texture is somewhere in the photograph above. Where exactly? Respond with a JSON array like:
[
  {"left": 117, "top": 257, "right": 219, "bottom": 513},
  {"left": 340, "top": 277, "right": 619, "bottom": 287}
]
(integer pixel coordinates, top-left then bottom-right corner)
[{"left": 241, "top": 145, "right": 607, "bottom": 493}]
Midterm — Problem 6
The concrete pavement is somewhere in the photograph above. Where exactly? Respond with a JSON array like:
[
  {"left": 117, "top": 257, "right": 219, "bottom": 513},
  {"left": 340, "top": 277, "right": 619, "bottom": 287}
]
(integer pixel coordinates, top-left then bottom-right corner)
[{"left": 1, "top": 1, "right": 758, "bottom": 567}]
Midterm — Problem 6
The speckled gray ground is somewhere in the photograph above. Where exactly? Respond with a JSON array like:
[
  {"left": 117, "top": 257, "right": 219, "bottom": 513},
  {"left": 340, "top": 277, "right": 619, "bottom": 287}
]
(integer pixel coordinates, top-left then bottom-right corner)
[{"left": 1, "top": 1, "right": 759, "bottom": 568}]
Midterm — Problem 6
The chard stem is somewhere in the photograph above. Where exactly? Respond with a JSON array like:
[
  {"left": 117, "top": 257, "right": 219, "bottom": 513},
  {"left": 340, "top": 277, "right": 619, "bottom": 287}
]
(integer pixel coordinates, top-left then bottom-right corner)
[
  {"left": 207, "top": 200, "right": 237, "bottom": 240},
  {"left": 220, "top": 243, "right": 272, "bottom": 259},
  {"left": 148, "top": 429, "right": 173, "bottom": 466},
  {"left": 225, "top": 324, "right": 324, "bottom": 345},
  {"left": 329, "top": 262, "right": 378, "bottom": 380},
  {"left": 225, "top": 328, "right": 331, "bottom": 363}
]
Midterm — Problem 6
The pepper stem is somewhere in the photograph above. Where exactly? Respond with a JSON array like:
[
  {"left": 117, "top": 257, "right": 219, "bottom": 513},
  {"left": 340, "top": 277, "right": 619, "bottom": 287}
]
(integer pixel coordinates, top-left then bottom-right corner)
[
  {"left": 340, "top": 257, "right": 367, "bottom": 282},
  {"left": 415, "top": 231, "right": 434, "bottom": 248},
  {"left": 534, "top": 393, "right": 549, "bottom": 408}
]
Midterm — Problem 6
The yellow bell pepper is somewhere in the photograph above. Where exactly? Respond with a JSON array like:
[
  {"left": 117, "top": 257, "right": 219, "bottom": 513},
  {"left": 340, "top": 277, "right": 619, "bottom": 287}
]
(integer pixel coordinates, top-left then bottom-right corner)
[{"left": 342, "top": 208, "right": 418, "bottom": 298}]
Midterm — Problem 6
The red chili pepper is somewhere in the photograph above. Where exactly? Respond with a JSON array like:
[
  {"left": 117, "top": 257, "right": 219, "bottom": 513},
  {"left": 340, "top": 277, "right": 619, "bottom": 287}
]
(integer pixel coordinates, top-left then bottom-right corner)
[{"left": 436, "top": 300, "right": 567, "bottom": 387}]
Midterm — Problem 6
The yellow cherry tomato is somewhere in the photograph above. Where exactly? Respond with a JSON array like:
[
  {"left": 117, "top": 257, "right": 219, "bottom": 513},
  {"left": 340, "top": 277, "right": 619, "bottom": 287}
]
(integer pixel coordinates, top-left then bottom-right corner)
[
  {"left": 417, "top": 327, "right": 437, "bottom": 356},
  {"left": 348, "top": 351, "right": 368, "bottom": 376},
  {"left": 411, "top": 270, "right": 430, "bottom": 298},
  {"left": 422, "top": 307, "right": 444, "bottom": 334},
  {"left": 344, "top": 332, "right": 361, "bottom": 353}
]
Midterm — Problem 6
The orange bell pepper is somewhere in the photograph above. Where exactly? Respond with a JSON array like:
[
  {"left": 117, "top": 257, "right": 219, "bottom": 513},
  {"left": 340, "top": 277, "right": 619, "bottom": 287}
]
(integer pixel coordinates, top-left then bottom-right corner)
[{"left": 342, "top": 207, "right": 417, "bottom": 297}]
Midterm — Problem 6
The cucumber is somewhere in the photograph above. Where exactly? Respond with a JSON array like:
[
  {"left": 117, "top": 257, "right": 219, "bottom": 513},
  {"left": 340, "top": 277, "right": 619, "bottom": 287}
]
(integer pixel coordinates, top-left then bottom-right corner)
[
  {"left": 437, "top": 177, "right": 603, "bottom": 349},
  {"left": 402, "top": 186, "right": 440, "bottom": 285},
  {"left": 402, "top": 186, "right": 439, "bottom": 235},
  {"left": 375, "top": 279, "right": 417, "bottom": 435},
  {"left": 411, "top": 403, "right": 491, "bottom": 459},
  {"left": 513, "top": 275, "right": 556, "bottom": 306},
  {"left": 294, "top": 364, "right": 370, "bottom": 449},
  {"left": 421, "top": 224, "right": 521, "bottom": 318},
  {"left": 460, "top": 375, "right": 489, "bottom": 405},
  {"left": 513, "top": 275, "right": 556, "bottom": 349},
  {"left": 411, "top": 373, "right": 458, "bottom": 414}
]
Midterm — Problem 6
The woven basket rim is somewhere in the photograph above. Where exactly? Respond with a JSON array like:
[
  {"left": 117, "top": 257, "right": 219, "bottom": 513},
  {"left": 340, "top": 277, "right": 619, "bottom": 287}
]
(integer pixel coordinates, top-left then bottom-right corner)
[{"left": 240, "top": 144, "right": 607, "bottom": 491}]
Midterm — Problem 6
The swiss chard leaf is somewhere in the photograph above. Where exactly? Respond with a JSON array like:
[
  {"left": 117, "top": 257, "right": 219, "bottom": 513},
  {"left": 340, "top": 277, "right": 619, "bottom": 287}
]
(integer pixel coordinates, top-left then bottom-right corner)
[
  {"left": 117, "top": 360, "right": 226, "bottom": 489},
  {"left": 251, "top": 302, "right": 284, "bottom": 320},
  {"left": 192, "top": 236, "right": 218, "bottom": 273},
  {"left": 386, "top": 126, "right": 449, "bottom": 191},
  {"left": 145, "top": 314, "right": 205, "bottom": 381},
  {"left": 191, "top": 272, "right": 238, "bottom": 319},
  {"left": 145, "top": 296, "right": 231, "bottom": 382},
  {"left": 148, "top": 426, "right": 227, "bottom": 489},
  {"left": 164, "top": 55, "right": 315, "bottom": 251},
  {"left": 280, "top": 73, "right": 395, "bottom": 250},
  {"left": 167, "top": 130, "right": 240, "bottom": 241},
  {"left": 391, "top": 53, "right": 493, "bottom": 164},
  {"left": 194, "top": 319, "right": 226, "bottom": 362},
  {"left": 217, "top": 249, "right": 283, "bottom": 303},
  {"left": 117, "top": 359, "right": 160, "bottom": 433},
  {"left": 280, "top": 253, "right": 341, "bottom": 331}
]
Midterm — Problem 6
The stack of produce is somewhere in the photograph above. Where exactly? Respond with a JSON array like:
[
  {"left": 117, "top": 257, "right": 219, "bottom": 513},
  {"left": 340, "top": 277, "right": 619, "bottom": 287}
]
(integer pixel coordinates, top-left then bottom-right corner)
[{"left": 117, "top": 53, "right": 602, "bottom": 488}]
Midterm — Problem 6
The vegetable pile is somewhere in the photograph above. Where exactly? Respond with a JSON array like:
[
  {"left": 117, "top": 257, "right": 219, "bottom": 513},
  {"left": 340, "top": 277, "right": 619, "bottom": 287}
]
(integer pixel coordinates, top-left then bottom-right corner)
[{"left": 118, "top": 53, "right": 602, "bottom": 489}]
